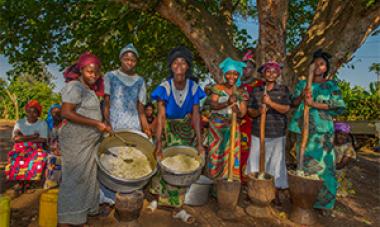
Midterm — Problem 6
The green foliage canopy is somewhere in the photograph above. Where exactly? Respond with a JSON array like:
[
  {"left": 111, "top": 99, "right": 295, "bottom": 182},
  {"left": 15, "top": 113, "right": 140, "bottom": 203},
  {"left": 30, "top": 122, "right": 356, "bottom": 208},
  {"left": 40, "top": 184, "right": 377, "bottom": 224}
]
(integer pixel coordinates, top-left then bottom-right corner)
[
  {"left": 0, "top": 0, "right": 318, "bottom": 88},
  {"left": 338, "top": 80, "right": 380, "bottom": 121}
]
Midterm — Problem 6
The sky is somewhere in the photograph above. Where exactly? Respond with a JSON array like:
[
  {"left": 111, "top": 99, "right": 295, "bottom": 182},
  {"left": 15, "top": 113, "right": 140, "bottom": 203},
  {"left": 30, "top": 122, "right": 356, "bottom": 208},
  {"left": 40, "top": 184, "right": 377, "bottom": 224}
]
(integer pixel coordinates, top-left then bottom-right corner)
[{"left": 1, "top": 18, "right": 379, "bottom": 92}]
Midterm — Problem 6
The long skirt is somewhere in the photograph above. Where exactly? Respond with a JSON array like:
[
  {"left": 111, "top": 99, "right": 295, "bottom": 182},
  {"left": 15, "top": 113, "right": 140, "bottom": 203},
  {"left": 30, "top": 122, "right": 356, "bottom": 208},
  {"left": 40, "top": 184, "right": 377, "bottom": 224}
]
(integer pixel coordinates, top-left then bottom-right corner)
[
  {"left": 5, "top": 142, "right": 47, "bottom": 181},
  {"left": 239, "top": 116, "right": 252, "bottom": 183},
  {"left": 58, "top": 123, "right": 101, "bottom": 224},
  {"left": 150, "top": 117, "right": 194, "bottom": 208},
  {"left": 43, "top": 153, "right": 62, "bottom": 189},
  {"left": 206, "top": 114, "right": 240, "bottom": 181},
  {"left": 336, "top": 168, "right": 354, "bottom": 197},
  {"left": 246, "top": 136, "right": 288, "bottom": 189},
  {"left": 296, "top": 133, "right": 337, "bottom": 209},
  {"left": 164, "top": 116, "right": 195, "bottom": 147}
]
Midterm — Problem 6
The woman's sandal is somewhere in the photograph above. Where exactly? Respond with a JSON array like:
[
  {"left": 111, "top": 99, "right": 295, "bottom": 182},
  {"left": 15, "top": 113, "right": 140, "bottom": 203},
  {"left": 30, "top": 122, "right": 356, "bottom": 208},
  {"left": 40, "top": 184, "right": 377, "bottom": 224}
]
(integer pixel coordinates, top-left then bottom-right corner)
[
  {"left": 12, "top": 183, "right": 24, "bottom": 195},
  {"left": 23, "top": 183, "right": 37, "bottom": 194},
  {"left": 173, "top": 209, "right": 195, "bottom": 224}
]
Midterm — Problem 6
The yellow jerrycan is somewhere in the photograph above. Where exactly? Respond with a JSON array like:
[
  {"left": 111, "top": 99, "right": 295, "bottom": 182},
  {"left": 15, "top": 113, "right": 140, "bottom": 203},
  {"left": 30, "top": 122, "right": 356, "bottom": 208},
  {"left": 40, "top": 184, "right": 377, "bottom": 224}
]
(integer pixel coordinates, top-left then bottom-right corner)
[
  {"left": 0, "top": 195, "right": 10, "bottom": 227},
  {"left": 38, "top": 188, "right": 59, "bottom": 227}
]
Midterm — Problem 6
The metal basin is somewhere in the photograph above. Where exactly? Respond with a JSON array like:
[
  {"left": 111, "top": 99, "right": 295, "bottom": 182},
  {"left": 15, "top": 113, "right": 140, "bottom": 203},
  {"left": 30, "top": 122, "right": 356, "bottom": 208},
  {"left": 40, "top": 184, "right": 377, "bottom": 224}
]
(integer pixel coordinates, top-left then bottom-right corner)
[
  {"left": 96, "top": 129, "right": 157, "bottom": 193},
  {"left": 158, "top": 146, "right": 204, "bottom": 187}
]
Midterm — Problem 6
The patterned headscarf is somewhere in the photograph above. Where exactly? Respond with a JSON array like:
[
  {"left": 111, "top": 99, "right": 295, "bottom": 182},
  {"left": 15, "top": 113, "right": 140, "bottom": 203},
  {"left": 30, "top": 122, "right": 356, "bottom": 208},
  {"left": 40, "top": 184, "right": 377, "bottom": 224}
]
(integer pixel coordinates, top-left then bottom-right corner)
[
  {"left": 241, "top": 49, "right": 257, "bottom": 85},
  {"left": 334, "top": 122, "right": 351, "bottom": 134},
  {"left": 219, "top": 57, "right": 247, "bottom": 87},
  {"left": 46, "top": 104, "right": 61, "bottom": 130},
  {"left": 257, "top": 61, "right": 282, "bottom": 74},
  {"left": 25, "top": 100, "right": 42, "bottom": 116},
  {"left": 63, "top": 52, "right": 104, "bottom": 97}
]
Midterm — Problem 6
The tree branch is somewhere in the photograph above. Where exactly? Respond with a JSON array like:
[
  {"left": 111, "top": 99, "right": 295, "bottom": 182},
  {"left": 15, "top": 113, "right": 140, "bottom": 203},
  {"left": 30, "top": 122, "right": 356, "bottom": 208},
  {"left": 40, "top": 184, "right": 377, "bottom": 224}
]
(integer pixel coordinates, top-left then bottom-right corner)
[
  {"left": 288, "top": 0, "right": 380, "bottom": 83},
  {"left": 118, "top": 0, "right": 239, "bottom": 82},
  {"left": 232, "top": 0, "right": 241, "bottom": 12},
  {"left": 115, "top": 0, "right": 161, "bottom": 11},
  {"left": 220, "top": 0, "right": 234, "bottom": 26},
  {"left": 256, "top": 0, "right": 289, "bottom": 84}
]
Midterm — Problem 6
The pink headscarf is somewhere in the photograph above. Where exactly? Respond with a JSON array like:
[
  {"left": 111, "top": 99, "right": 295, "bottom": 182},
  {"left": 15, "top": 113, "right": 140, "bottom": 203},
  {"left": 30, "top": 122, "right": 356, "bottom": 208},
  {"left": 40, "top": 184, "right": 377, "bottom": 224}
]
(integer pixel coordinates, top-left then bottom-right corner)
[
  {"left": 242, "top": 49, "right": 255, "bottom": 63},
  {"left": 63, "top": 52, "right": 104, "bottom": 97},
  {"left": 77, "top": 51, "right": 101, "bottom": 69},
  {"left": 63, "top": 64, "right": 80, "bottom": 82},
  {"left": 259, "top": 61, "right": 282, "bottom": 74}
]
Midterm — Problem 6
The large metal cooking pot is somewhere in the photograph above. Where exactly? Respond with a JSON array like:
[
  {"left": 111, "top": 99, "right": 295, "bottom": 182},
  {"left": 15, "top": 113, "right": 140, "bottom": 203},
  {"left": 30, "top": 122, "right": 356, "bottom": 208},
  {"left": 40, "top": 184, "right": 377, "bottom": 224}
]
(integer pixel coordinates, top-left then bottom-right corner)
[
  {"left": 158, "top": 146, "right": 204, "bottom": 187},
  {"left": 96, "top": 129, "right": 157, "bottom": 193}
]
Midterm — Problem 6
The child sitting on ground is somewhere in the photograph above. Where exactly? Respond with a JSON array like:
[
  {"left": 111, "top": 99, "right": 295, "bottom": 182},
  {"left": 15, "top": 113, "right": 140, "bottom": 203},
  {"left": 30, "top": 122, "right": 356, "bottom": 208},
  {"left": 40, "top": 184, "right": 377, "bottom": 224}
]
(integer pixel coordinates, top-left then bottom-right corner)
[{"left": 334, "top": 122, "right": 356, "bottom": 197}]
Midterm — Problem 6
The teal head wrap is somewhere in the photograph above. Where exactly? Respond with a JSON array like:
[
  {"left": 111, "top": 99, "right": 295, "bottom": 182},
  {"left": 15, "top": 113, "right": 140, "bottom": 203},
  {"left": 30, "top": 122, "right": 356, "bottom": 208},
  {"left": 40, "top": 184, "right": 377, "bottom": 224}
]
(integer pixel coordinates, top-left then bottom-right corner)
[{"left": 218, "top": 57, "right": 246, "bottom": 86}]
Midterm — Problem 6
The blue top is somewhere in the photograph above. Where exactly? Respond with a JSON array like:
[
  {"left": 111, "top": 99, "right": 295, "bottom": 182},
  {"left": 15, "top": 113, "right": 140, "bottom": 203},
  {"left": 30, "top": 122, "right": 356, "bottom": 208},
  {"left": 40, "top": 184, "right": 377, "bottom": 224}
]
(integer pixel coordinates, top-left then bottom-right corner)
[
  {"left": 104, "top": 70, "right": 146, "bottom": 130},
  {"left": 151, "top": 79, "right": 206, "bottom": 119}
]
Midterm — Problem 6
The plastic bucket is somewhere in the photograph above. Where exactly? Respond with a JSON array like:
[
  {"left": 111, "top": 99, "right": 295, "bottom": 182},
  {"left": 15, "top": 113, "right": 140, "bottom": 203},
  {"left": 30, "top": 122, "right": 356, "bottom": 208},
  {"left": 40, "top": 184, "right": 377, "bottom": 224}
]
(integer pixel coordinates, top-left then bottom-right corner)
[
  {"left": 184, "top": 175, "right": 213, "bottom": 206},
  {"left": 0, "top": 195, "right": 10, "bottom": 227},
  {"left": 38, "top": 189, "right": 59, "bottom": 227}
]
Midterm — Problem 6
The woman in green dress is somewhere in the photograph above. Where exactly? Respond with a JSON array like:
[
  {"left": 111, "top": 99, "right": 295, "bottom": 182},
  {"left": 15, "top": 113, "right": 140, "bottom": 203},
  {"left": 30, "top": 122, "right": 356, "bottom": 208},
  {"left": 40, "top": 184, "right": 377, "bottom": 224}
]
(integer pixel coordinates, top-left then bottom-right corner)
[{"left": 289, "top": 49, "right": 346, "bottom": 214}]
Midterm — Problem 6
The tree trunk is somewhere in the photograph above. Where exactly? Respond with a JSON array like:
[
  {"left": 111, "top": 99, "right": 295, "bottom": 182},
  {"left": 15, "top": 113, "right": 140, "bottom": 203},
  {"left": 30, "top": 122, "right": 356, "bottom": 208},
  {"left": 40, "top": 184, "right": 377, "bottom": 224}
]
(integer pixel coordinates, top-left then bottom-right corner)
[
  {"left": 288, "top": 0, "right": 380, "bottom": 86},
  {"left": 256, "top": 0, "right": 289, "bottom": 85},
  {"left": 1, "top": 100, "right": 9, "bottom": 119},
  {"left": 4, "top": 89, "right": 18, "bottom": 120}
]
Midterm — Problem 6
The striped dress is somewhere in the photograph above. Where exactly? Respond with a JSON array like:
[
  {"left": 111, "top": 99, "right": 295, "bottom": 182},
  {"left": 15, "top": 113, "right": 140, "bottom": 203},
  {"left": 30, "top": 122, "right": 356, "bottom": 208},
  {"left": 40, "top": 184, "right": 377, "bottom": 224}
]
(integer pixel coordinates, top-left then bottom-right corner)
[
  {"left": 58, "top": 81, "right": 102, "bottom": 224},
  {"left": 206, "top": 85, "right": 249, "bottom": 181}
]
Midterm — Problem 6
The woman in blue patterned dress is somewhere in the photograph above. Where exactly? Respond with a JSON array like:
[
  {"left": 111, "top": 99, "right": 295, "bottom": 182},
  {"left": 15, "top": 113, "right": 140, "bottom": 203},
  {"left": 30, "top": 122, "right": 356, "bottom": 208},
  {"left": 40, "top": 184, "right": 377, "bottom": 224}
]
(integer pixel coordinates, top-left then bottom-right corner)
[
  {"left": 100, "top": 43, "right": 151, "bottom": 210},
  {"left": 103, "top": 43, "right": 150, "bottom": 136}
]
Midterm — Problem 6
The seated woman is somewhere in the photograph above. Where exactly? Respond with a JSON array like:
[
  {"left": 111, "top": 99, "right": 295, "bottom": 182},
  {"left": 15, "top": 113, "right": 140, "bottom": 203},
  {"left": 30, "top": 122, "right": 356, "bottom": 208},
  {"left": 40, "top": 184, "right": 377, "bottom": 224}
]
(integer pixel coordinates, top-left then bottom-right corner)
[
  {"left": 150, "top": 46, "right": 206, "bottom": 223},
  {"left": 206, "top": 57, "right": 248, "bottom": 181},
  {"left": 5, "top": 100, "right": 48, "bottom": 193},
  {"left": 44, "top": 104, "right": 63, "bottom": 189}
]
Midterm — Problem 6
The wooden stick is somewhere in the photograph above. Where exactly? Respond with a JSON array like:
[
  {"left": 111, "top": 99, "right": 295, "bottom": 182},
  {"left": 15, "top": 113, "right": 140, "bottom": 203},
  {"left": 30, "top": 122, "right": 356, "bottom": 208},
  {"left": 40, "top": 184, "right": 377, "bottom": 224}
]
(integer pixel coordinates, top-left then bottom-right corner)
[
  {"left": 259, "top": 86, "right": 267, "bottom": 173},
  {"left": 299, "top": 70, "right": 314, "bottom": 170},
  {"left": 228, "top": 86, "right": 237, "bottom": 182}
]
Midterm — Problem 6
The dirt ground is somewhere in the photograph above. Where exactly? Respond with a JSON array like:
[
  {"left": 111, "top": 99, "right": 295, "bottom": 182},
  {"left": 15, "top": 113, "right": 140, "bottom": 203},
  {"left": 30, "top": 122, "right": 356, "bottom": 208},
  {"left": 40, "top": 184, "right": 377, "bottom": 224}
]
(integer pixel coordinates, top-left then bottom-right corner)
[{"left": 5, "top": 151, "right": 379, "bottom": 227}]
